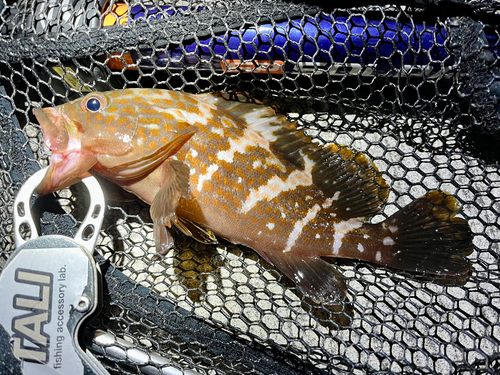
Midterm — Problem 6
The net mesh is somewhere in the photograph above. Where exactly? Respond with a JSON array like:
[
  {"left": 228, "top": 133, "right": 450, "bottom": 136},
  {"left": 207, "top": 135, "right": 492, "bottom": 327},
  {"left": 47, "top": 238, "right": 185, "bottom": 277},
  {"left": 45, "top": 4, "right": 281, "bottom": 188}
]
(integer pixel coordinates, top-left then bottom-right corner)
[{"left": 1, "top": 0, "right": 500, "bottom": 374}]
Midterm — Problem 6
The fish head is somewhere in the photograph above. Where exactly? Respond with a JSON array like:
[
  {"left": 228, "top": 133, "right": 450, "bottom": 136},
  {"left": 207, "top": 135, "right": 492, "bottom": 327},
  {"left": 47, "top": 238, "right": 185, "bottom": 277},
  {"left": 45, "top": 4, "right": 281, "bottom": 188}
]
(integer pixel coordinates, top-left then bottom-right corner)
[
  {"left": 34, "top": 89, "right": 198, "bottom": 195},
  {"left": 34, "top": 92, "right": 119, "bottom": 194}
]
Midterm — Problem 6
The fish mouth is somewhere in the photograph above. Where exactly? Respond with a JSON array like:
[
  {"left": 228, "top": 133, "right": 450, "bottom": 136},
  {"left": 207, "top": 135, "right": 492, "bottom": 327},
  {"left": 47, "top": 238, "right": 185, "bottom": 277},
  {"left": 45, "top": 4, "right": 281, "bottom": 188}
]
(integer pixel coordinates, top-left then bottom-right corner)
[{"left": 33, "top": 107, "right": 89, "bottom": 195}]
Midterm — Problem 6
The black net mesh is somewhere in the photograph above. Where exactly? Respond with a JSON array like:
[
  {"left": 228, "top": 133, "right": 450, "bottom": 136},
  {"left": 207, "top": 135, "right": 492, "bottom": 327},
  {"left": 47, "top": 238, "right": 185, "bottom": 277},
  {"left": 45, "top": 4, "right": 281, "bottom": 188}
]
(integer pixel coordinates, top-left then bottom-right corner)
[{"left": 1, "top": 0, "right": 500, "bottom": 374}]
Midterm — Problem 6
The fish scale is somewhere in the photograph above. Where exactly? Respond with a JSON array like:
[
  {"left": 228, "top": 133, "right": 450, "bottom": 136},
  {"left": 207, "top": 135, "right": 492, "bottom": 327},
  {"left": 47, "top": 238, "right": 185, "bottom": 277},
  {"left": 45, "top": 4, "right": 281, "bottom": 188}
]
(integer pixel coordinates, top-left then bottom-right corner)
[{"left": 33, "top": 88, "right": 473, "bottom": 303}]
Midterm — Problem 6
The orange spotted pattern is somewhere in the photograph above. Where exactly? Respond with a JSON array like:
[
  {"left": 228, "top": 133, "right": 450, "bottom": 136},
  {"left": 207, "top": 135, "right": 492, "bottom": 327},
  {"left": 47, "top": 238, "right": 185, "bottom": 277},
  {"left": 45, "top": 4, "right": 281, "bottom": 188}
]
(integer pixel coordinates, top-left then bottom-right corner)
[{"left": 47, "top": 89, "right": 412, "bottom": 269}]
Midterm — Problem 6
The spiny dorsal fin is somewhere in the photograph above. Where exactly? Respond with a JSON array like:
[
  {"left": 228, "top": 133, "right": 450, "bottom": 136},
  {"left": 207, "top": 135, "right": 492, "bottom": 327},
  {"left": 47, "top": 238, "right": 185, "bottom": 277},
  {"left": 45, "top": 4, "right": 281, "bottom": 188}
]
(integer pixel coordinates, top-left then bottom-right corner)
[{"left": 197, "top": 92, "right": 282, "bottom": 128}]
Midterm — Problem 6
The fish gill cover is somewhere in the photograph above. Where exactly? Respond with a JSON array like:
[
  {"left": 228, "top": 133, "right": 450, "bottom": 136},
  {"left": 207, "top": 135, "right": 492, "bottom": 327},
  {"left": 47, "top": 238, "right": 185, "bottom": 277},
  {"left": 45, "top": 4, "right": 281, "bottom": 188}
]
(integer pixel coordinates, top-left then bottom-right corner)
[{"left": 0, "top": 0, "right": 500, "bottom": 374}]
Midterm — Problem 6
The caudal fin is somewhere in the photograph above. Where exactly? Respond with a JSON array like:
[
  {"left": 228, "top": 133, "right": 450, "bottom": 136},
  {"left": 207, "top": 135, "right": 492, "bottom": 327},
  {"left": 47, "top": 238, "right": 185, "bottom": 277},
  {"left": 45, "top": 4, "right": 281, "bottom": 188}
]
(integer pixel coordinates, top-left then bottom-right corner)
[{"left": 373, "top": 190, "right": 473, "bottom": 276}]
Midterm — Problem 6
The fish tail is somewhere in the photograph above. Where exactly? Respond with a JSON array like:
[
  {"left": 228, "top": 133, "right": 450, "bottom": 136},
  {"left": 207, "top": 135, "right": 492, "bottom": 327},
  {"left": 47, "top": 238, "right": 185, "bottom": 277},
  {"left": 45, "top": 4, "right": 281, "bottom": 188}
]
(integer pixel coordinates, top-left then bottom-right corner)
[{"left": 367, "top": 190, "right": 473, "bottom": 276}]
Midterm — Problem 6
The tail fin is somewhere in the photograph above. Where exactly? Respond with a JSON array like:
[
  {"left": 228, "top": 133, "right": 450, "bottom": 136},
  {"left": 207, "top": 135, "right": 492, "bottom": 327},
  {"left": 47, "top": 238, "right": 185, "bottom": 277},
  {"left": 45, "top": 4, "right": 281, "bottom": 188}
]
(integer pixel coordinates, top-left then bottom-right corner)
[{"left": 373, "top": 190, "right": 473, "bottom": 276}]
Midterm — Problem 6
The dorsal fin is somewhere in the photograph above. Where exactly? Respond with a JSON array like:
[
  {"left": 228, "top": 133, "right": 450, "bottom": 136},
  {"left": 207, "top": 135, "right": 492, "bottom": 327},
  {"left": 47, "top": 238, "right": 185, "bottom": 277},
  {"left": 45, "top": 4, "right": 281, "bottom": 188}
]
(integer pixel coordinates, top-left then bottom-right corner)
[
  {"left": 313, "top": 143, "right": 390, "bottom": 219},
  {"left": 270, "top": 123, "right": 390, "bottom": 219},
  {"left": 196, "top": 92, "right": 282, "bottom": 128}
]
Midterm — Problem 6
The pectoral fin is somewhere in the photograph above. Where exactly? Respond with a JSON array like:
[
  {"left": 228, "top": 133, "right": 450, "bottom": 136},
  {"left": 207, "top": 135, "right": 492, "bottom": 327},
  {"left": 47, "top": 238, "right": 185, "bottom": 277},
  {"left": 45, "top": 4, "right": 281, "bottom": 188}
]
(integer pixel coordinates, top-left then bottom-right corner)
[
  {"left": 150, "top": 160, "right": 190, "bottom": 253},
  {"left": 154, "top": 224, "right": 175, "bottom": 255},
  {"left": 102, "top": 130, "right": 196, "bottom": 181}
]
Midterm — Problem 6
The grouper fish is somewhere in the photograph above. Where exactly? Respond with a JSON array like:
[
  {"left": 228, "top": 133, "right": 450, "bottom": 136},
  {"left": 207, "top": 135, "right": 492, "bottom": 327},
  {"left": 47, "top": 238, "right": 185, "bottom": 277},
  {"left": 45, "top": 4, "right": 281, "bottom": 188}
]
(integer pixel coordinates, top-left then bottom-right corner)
[{"left": 33, "top": 89, "right": 473, "bottom": 303}]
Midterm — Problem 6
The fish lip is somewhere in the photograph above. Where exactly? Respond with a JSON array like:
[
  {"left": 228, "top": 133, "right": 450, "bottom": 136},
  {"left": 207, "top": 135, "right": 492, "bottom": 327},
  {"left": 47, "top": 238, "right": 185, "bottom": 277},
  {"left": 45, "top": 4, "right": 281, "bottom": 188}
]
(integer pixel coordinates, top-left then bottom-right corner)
[
  {"left": 32, "top": 107, "right": 57, "bottom": 194},
  {"left": 32, "top": 107, "right": 54, "bottom": 140},
  {"left": 32, "top": 107, "right": 51, "bottom": 126},
  {"left": 36, "top": 159, "right": 58, "bottom": 195},
  {"left": 33, "top": 106, "right": 70, "bottom": 151},
  {"left": 35, "top": 151, "right": 83, "bottom": 195}
]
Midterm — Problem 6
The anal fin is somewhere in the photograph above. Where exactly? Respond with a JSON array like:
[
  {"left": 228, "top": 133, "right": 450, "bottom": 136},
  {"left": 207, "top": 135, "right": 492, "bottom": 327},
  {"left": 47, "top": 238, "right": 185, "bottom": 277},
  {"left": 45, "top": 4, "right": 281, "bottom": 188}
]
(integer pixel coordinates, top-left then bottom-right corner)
[{"left": 263, "top": 251, "right": 348, "bottom": 303}]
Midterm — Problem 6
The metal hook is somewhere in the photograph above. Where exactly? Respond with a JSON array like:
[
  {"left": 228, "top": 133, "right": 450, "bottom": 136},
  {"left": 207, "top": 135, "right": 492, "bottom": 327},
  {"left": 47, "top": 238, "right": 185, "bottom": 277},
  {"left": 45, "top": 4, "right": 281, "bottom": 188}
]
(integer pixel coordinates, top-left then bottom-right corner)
[{"left": 13, "top": 167, "right": 105, "bottom": 254}]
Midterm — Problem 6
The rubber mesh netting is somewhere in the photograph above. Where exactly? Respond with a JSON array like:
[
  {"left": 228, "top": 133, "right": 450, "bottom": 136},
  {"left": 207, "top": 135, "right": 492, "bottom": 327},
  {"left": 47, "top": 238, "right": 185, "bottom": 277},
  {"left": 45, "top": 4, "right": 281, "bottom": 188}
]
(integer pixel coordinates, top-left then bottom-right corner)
[{"left": 1, "top": 0, "right": 500, "bottom": 373}]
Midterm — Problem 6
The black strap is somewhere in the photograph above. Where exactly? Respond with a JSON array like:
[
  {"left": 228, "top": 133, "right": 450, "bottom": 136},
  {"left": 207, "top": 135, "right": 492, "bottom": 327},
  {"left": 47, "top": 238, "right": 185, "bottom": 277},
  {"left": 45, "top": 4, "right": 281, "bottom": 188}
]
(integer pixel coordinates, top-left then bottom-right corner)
[
  {"left": 99, "top": 260, "right": 333, "bottom": 375},
  {"left": 0, "top": 1, "right": 321, "bottom": 63}
]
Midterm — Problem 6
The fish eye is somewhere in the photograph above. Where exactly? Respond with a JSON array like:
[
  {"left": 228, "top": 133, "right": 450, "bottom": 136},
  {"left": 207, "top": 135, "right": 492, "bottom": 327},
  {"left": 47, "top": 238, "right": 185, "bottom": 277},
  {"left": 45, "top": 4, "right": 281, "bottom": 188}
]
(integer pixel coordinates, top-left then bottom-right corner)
[
  {"left": 80, "top": 93, "right": 108, "bottom": 113},
  {"left": 87, "top": 98, "right": 101, "bottom": 112}
]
